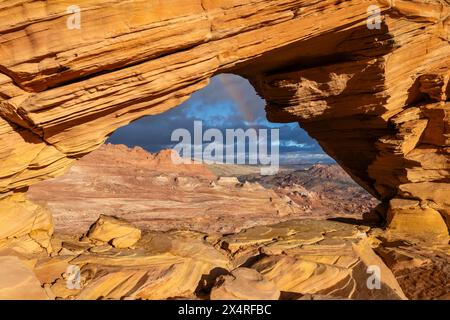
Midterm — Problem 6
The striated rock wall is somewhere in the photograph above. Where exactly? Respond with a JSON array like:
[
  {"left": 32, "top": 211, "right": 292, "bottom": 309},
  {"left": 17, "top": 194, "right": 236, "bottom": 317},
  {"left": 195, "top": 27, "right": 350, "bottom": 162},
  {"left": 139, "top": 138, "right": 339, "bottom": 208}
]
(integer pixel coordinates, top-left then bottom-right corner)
[
  {"left": 250, "top": 0, "right": 450, "bottom": 240},
  {"left": 0, "top": 0, "right": 449, "bottom": 239}
]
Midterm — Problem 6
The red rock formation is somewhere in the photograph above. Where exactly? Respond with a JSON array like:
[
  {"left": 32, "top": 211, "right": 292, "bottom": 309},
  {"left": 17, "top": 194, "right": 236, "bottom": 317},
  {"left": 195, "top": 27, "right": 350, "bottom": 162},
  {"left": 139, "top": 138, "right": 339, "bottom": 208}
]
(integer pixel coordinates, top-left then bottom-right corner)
[
  {"left": 0, "top": 0, "right": 449, "bottom": 243},
  {"left": 28, "top": 144, "right": 298, "bottom": 234},
  {"left": 240, "top": 163, "right": 380, "bottom": 218}
]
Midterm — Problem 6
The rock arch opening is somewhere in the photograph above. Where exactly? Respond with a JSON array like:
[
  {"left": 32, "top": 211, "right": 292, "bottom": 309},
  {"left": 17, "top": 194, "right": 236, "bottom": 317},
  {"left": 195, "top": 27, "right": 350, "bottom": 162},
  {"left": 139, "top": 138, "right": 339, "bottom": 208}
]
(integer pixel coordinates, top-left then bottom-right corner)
[
  {"left": 28, "top": 73, "right": 378, "bottom": 235},
  {"left": 0, "top": 1, "right": 448, "bottom": 241},
  {"left": 0, "top": 0, "right": 449, "bottom": 301}
]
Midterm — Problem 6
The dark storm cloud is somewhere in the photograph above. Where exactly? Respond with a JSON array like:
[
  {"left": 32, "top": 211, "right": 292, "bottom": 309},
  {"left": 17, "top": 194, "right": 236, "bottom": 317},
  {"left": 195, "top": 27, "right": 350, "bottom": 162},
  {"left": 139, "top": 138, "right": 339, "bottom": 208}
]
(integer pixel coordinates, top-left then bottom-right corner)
[{"left": 107, "top": 74, "right": 332, "bottom": 164}]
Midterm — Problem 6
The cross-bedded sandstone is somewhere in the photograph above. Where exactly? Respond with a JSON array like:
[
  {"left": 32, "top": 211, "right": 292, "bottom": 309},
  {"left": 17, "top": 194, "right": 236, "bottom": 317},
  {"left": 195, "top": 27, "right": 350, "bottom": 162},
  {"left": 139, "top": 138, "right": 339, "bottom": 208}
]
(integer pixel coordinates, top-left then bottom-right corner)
[{"left": 0, "top": 0, "right": 449, "bottom": 243}]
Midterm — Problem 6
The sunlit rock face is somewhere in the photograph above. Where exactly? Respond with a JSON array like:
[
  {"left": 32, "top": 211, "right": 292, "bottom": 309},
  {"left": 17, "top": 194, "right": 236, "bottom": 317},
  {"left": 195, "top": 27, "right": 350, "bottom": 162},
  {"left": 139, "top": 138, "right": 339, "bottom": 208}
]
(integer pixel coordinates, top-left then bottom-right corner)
[{"left": 0, "top": 0, "right": 449, "bottom": 240}]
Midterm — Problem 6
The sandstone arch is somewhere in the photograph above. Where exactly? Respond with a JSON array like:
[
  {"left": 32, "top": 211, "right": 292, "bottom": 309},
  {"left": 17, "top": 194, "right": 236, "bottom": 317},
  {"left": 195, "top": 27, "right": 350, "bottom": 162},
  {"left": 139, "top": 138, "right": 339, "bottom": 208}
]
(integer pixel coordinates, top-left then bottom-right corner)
[{"left": 0, "top": 0, "right": 449, "bottom": 242}]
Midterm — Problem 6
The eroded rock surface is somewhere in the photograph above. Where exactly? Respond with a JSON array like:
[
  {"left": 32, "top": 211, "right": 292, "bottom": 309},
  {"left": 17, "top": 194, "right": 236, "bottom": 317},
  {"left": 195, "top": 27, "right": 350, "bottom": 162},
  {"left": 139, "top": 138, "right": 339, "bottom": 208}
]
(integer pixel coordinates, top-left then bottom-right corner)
[
  {"left": 28, "top": 144, "right": 300, "bottom": 234},
  {"left": 241, "top": 164, "right": 380, "bottom": 218},
  {"left": 0, "top": 0, "right": 449, "bottom": 237},
  {"left": 210, "top": 268, "right": 281, "bottom": 300},
  {"left": 0, "top": 192, "right": 54, "bottom": 255},
  {"left": 0, "top": 256, "right": 50, "bottom": 300},
  {"left": 0, "top": 0, "right": 449, "bottom": 300},
  {"left": 376, "top": 241, "right": 450, "bottom": 299},
  {"left": 219, "top": 219, "right": 407, "bottom": 299},
  {"left": 86, "top": 215, "right": 141, "bottom": 249},
  {"left": 0, "top": 207, "right": 447, "bottom": 300}
]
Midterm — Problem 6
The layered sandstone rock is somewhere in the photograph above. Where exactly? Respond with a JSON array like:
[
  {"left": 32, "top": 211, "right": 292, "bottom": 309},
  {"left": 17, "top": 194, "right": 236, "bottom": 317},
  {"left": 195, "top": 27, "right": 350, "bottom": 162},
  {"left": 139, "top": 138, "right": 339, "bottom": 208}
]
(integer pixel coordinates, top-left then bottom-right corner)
[
  {"left": 86, "top": 215, "right": 141, "bottom": 249},
  {"left": 0, "top": 256, "right": 50, "bottom": 300},
  {"left": 375, "top": 240, "right": 450, "bottom": 299},
  {"left": 210, "top": 268, "right": 281, "bottom": 300},
  {"left": 52, "top": 225, "right": 233, "bottom": 300},
  {"left": 28, "top": 144, "right": 299, "bottom": 234},
  {"left": 0, "top": 209, "right": 447, "bottom": 300},
  {"left": 0, "top": 192, "right": 53, "bottom": 255},
  {"left": 386, "top": 198, "right": 449, "bottom": 243},
  {"left": 218, "top": 219, "right": 407, "bottom": 299},
  {"left": 248, "top": 1, "right": 450, "bottom": 239},
  {"left": 1, "top": 215, "right": 414, "bottom": 300},
  {"left": 241, "top": 163, "right": 380, "bottom": 218},
  {"left": 0, "top": 0, "right": 448, "bottom": 252}
]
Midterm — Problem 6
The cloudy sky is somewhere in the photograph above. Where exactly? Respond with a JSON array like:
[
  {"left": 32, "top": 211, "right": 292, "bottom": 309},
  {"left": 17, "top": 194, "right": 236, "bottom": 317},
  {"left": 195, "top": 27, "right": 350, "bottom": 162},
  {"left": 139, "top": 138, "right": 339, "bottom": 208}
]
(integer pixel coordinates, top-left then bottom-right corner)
[{"left": 108, "top": 74, "right": 332, "bottom": 165}]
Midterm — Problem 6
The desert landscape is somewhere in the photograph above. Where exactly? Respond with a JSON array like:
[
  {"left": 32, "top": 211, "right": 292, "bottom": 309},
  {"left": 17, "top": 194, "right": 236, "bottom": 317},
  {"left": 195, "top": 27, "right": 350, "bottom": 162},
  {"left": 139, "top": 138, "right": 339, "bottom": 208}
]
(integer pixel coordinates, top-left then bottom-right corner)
[
  {"left": 28, "top": 144, "right": 379, "bottom": 234},
  {"left": 0, "top": 143, "right": 447, "bottom": 300},
  {"left": 0, "top": 0, "right": 449, "bottom": 302}
]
